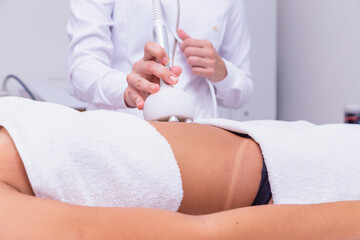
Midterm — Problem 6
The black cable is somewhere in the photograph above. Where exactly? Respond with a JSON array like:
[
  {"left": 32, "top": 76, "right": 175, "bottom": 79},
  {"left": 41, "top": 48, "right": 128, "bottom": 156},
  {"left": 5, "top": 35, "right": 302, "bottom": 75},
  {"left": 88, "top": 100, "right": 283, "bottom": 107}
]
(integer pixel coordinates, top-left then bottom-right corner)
[{"left": 2, "top": 74, "right": 36, "bottom": 100}]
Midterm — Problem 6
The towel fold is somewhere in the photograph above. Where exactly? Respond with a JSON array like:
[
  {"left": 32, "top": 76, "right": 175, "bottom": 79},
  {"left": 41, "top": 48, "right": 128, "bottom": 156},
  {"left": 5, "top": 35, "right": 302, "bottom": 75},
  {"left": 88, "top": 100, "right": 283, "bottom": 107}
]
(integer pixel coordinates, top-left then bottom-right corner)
[
  {"left": 0, "top": 97, "right": 183, "bottom": 211},
  {"left": 196, "top": 118, "right": 360, "bottom": 204}
]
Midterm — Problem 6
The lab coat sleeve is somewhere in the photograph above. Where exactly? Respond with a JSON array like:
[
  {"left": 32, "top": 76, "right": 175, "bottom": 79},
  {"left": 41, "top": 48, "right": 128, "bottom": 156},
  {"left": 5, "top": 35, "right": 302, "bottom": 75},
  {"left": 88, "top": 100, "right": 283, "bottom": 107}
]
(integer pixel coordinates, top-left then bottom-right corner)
[
  {"left": 67, "top": 0, "right": 127, "bottom": 110},
  {"left": 213, "top": 0, "right": 254, "bottom": 109}
]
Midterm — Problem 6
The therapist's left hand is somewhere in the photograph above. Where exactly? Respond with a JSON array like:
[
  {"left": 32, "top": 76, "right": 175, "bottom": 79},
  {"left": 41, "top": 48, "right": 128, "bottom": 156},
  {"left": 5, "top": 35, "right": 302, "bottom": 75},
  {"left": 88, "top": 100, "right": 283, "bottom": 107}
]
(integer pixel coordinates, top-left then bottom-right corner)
[{"left": 178, "top": 29, "right": 227, "bottom": 83}]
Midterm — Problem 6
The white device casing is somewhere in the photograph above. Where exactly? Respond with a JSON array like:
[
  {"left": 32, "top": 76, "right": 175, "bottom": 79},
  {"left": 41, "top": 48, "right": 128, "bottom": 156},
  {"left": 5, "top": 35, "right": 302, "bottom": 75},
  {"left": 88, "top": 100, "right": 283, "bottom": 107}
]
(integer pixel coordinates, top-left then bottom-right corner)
[
  {"left": 143, "top": 85, "right": 195, "bottom": 122},
  {"left": 143, "top": 0, "right": 195, "bottom": 122}
]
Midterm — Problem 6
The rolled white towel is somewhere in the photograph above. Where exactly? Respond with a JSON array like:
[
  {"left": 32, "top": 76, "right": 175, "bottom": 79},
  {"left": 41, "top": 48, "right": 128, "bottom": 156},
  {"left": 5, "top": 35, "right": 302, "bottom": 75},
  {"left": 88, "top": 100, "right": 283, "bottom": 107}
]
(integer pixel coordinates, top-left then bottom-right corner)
[
  {"left": 0, "top": 97, "right": 183, "bottom": 211},
  {"left": 196, "top": 118, "right": 360, "bottom": 204}
]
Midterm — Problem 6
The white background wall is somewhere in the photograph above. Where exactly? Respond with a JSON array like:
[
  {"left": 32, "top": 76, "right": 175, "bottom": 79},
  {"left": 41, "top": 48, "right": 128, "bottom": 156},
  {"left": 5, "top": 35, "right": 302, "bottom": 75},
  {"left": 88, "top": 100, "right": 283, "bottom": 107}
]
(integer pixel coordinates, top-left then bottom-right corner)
[
  {"left": 0, "top": 0, "right": 277, "bottom": 120},
  {"left": 0, "top": 0, "right": 70, "bottom": 87},
  {"left": 278, "top": 0, "right": 360, "bottom": 124}
]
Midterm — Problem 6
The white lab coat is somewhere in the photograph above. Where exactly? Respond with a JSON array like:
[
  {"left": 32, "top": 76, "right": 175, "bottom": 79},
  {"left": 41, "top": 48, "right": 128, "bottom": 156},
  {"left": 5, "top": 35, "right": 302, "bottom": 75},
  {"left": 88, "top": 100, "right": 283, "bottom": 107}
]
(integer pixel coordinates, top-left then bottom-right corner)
[{"left": 67, "top": 0, "right": 253, "bottom": 119}]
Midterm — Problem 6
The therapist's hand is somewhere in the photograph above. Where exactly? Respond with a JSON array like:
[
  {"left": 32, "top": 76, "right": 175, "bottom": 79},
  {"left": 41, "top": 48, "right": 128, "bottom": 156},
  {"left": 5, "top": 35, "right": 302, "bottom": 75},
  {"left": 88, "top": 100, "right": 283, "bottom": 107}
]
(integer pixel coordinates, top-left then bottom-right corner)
[
  {"left": 125, "top": 41, "right": 182, "bottom": 110},
  {"left": 178, "top": 29, "right": 227, "bottom": 83}
]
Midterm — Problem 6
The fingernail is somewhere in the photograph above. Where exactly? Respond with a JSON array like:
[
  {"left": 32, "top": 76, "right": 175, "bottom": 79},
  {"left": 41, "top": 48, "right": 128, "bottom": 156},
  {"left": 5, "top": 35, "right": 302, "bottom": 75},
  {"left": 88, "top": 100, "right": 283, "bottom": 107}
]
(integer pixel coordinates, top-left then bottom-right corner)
[
  {"left": 137, "top": 100, "right": 143, "bottom": 109},
  {"left": 169, "top": 76, "right": 178, "bottom": 84},
  {"left": 163, "top": 57, "right": 169, "bottom": 64},
  {"left": 151, "top": 84, "right": 158, "bottom": 92}
]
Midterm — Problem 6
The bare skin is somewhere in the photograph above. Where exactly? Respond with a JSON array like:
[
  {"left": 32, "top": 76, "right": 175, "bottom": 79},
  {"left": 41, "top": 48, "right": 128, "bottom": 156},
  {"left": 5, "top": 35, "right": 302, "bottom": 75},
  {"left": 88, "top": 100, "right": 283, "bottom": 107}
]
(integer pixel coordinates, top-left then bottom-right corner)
[
  {"left": 178, "top": 29, "right": 227, "bottom": 82},
  {"left": 0, "top": 125, "right": 359, "bottom": 239},
  {"left": 124, "top": 30, "right": 228, "bottom": 110},
  {"left": 124, "top": 41, "right": 182, "bottom": 110},
  {"left": 152, "top": 122, "right": 263, "bottom": 214}
]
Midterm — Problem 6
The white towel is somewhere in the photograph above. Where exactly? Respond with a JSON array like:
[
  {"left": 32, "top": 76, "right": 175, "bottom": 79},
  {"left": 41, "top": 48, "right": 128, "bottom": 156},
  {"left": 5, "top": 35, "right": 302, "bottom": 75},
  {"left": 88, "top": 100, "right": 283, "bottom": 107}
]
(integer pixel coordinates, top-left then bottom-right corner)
[
  {"left": 196, "top": 118, "right": 360, "bottom": 204},
  {"left": 0, "top": 97, "right": 183, "bottom": 211}
]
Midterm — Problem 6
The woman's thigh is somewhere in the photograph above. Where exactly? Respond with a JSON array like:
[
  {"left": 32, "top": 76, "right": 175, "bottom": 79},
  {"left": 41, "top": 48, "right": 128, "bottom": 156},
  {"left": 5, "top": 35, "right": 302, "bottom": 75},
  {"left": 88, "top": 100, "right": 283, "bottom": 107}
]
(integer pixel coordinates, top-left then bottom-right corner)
[
  {"left": 151, "top": 122, "right": 264, "bottom": 214},
  {"left": 0, "top": 127, "right": 33, "bottom": 195}
]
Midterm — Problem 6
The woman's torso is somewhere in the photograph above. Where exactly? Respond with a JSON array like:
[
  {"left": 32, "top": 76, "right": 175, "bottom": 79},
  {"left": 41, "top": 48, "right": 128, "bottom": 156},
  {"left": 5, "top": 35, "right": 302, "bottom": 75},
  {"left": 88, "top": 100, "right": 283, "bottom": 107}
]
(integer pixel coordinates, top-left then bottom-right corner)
[
  {"left": 151, "top": 122, "right": 264, "bottom": 215},
  {"left": 1, "top": 120, "right": 263, "bottom": 215}
]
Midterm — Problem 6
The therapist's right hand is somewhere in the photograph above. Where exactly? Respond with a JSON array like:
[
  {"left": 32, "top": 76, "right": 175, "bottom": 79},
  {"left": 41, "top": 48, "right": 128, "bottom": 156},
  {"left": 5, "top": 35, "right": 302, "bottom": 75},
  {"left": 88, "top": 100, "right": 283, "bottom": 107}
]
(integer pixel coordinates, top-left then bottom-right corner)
[{"left": 125, "top": 41, "right": 182, "bottom": 110}]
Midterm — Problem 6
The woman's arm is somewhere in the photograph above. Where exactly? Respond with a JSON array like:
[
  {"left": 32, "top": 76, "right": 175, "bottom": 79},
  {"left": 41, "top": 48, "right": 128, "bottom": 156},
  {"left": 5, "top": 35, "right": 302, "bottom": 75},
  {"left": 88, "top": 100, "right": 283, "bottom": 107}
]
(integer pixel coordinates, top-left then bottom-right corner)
[
  {"left": 0, "top": 183, "right": 205, "bottom": 240},
  {"left": 67, "top": 0, "right": 181, "bottom": 110},
  {"left": 1, "top": 182, "right": 359, "bottom": 240},
  {"left": 206, "top": 201, "right": 360, "bottom": 240}
]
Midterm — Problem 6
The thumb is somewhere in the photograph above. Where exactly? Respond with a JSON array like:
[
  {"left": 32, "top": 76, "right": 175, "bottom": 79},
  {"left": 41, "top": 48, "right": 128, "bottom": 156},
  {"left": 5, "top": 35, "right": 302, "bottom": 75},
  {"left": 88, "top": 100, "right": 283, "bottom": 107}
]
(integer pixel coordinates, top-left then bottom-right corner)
[{"left": 178, "top": 29, "right": 191, "bottom": 41}]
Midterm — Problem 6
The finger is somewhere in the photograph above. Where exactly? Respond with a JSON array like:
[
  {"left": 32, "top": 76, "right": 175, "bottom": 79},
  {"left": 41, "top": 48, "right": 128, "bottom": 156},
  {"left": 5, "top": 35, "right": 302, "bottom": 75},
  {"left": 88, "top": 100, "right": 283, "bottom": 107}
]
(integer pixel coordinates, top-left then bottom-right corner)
[
  {"left": 180, "top": 38, "right": 209, "bottom": 51},
  {"left": 183, "top": 46, "right": 215, "bottom": 58},
  {"left": 146, "top": 74, "right": 160, "bottom": 85},
  {"left": 127, "top": 74, "right": 160, "bottom": 95},
  {"left": 170, "top": 66, "right": 182, "bottom": 77},
  {"left": 178, "top": 29, "right": 191, "bottom": 41},
  {"left": 143, "top": 41, "right": 169, "bottom": 65},
  {"left": 187, "top": 56, "right": 215, "bottom": 69},
  {"left": 138, "top": 61, "right": 178, "bottom": 85},
  {"left": 140, "top": 91, "right": 150, "bottom": 101},
  {"left": 124, "top": 87, "right": 145, "bottom": 110},
  {"left": 191, "top": 67, "right": 215, "bottom": 79}
]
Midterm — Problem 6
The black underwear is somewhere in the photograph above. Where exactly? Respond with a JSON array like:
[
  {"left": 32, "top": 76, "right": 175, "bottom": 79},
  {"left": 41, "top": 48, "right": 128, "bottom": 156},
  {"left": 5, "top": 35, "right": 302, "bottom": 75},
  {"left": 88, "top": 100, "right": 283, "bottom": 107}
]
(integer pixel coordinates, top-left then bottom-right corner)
[
  {"left": 229, "top": 131, "right": 272, "bottom": 206},
  {"left": 251, "top": 161, "right": 272, "bottom": 206}
]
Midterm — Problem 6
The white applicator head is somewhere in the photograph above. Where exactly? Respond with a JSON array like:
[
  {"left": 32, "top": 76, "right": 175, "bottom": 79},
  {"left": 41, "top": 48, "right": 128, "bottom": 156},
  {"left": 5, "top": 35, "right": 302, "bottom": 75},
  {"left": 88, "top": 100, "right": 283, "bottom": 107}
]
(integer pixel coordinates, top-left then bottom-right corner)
[{"left": 143, "top": 0, "right": 195, "bottom": 122}]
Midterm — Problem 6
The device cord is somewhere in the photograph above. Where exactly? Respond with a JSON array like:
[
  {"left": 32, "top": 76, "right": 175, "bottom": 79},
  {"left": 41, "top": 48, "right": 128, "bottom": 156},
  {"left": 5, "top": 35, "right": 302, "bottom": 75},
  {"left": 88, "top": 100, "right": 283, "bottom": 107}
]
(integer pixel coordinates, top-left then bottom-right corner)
[
  {"left": 2, "top": 74, "right": 36, "bottom": 100},
  {"left": 160, "top": 0, "right": 218, "bottom": 118}
]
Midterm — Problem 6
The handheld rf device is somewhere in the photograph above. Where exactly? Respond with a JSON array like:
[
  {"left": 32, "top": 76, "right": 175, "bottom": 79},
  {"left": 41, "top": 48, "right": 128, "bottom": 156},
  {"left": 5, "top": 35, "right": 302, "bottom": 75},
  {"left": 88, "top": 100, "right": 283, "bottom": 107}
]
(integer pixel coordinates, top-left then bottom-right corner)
[{"left": 143, "top": 0, "right": 195, "bottom": 122}]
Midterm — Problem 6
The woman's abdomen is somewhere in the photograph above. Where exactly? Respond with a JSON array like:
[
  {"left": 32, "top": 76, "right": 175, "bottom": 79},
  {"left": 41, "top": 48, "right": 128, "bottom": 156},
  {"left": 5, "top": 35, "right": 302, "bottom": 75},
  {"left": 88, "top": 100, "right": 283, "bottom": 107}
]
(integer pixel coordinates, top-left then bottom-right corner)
[{"left": 151, "top": 122, "right": 264, "bottom": 215}]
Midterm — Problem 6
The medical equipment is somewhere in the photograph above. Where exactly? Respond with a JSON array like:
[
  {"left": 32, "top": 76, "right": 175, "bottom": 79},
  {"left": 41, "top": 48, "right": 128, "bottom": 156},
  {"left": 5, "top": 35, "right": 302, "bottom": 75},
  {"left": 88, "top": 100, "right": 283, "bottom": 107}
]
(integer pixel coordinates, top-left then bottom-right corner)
[
  {"left": 344, "top": 104, "right": 360, "bottom": 124},
  {"left": 161, "top": 7, "right": 218, "bottom": 118},
  {"left": 1, "top": 74, "right": 86, "bottom": 110},
  {"left": 2, "top": 75, "right": 36, "bottom": 100},
  {"left": 143, "top": 0, "right": 195, "bottom": 122}
]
